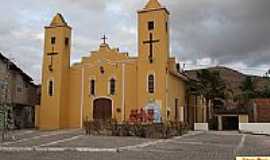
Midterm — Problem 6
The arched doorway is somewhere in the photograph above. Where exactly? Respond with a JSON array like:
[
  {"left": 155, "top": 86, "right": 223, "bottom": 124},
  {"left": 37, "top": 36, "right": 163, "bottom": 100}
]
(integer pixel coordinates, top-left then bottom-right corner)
[{"left": 93, "top": 98, "right": 112, "bottom": 121}]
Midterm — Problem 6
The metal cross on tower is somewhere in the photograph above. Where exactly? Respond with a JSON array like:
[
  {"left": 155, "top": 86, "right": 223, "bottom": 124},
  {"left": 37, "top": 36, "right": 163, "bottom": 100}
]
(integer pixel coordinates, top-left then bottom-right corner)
[
  {"left": 47, "top": 47, "right": 58, "bottom": 72},
  {"left": 143, "top": 33, "right": 160, "bottom": 63}
]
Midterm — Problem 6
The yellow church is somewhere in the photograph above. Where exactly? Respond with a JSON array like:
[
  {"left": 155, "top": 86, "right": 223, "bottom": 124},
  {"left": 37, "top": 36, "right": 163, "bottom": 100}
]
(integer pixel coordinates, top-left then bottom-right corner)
[{"left": 38, "top": 0, "right": 191, "bottom": 130}]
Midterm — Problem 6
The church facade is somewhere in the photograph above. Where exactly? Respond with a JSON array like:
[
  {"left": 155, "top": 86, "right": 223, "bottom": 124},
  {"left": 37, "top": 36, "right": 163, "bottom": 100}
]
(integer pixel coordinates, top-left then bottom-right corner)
[{"left": 38, "top": 0, "right": 189, "bottom": 130}]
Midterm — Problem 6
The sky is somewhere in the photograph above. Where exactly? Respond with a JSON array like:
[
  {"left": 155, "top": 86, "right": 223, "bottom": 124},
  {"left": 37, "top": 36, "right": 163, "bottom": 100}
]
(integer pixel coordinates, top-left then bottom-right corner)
[{"left": 0, "top": 0, "right": 270, "bottom": 83}]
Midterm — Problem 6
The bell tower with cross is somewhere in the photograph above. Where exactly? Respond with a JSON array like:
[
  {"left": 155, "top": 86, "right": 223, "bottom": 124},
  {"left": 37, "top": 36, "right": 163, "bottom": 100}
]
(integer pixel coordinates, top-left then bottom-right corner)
[
  {"left": 137, "top": 0, "right": 170, "bottom": 121},
  {"left": 40, "top": 13, "right": 71, "bottom": 129},
  {"left": 138, "top": 0, "right": 170, "bottom": 62}
]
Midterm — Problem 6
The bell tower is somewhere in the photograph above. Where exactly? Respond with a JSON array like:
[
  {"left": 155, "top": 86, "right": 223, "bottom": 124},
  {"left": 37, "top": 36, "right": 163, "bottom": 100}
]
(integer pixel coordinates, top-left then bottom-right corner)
[
  {"left": 39, "top": 13, "right": 71, "bottom": 130},
  {"left": 138, "top": 0, "right": 170, "bottom": 63},
  {"left": 137, "top": 0, "right": 170, "bottom": 121}
]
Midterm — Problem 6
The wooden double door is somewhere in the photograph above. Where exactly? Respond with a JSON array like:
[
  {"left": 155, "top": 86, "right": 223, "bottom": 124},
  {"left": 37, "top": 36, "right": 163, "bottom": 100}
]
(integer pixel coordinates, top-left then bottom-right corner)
[{"left": 93, "top": 98, "right": 112, "bottom": 121}]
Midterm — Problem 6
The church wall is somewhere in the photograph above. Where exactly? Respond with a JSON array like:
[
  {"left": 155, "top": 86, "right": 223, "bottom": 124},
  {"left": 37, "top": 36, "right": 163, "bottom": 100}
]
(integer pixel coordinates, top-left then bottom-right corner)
[
  {"left": 67, "top": 66, "right": 82, "bottom": 128},
  {"left": 137, "top": 65, "right": 166, "bottom": 115},
  {"left": 123, "top": 61, "right": 138, "bottom": 120},
  {"left": 59, "top": 28, "right": 71, "bottom": 129},
  {"left": 167, "top": 74, "right": 186, "bottom": 122},
  {"left": 80, "top": 47, "right": 130, "bottom": 122},
  {"left": 83, "top": 63, "right": 122, "bottom": 122}
]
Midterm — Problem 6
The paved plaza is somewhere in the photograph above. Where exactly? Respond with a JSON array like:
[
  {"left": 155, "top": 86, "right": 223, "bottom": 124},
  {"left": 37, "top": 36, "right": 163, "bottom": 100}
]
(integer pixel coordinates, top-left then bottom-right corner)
[{"left": 0, "top": 129, "right": 269, "bottom": 160}]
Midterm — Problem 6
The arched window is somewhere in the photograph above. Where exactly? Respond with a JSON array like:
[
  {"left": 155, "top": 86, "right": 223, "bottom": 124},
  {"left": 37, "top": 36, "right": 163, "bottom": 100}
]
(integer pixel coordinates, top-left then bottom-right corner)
[
  {"left": 148, "top": 21, "right": 154, "bottom": 30},
  {"left": 51, "top": 37, "right": 56, "bottom": 45},
  {"left": 166, "top": 21, "right": 168, "bottom": 32},
  {"left": 148, "top": 74, "right": 154, "bottom": 93},
  {"left": 90, "top": 79, "right": 95, "bottom": 95},
  {"left": 110, "top": 78, "right": 116, "bottom": 95},
  {"left": 65, "top": 37, "right": 69, "bottom": 46},
  {"left": 48, "top": 80, "right": 54, "bottom": 96}
]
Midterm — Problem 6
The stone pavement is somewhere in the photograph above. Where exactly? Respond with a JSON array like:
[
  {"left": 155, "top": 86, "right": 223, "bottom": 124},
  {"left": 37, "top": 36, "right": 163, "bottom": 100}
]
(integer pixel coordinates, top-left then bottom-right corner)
[{"left": 0, "top": 129, "right": 269, "bottom": 160}]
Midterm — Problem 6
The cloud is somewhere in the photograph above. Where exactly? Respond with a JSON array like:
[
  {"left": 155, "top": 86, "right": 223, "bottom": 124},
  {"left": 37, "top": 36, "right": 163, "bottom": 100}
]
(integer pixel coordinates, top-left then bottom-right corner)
[
  {"left": 54, "top": 0, "right": 108, "bottom": 12},
  {"left": 0, "top": 0, "right": 269, "bottom": 83},
  {"left": 169, "top": 0, "right": 270, "bottom": 67}
]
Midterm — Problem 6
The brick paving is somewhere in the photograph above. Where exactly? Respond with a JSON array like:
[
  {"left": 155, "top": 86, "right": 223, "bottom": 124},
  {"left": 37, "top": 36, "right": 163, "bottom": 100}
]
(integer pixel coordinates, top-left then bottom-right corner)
[{"left": 0, "top": 130, "right": 269, "bottom": 160}]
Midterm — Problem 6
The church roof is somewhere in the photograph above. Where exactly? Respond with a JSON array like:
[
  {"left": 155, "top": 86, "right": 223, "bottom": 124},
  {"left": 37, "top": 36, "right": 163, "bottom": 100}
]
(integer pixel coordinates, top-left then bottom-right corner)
[
  {"left": 138, "top": 0, "right": 170, "bottom": 15},
  {"left": 50, "top": 13, "right": 68, "bottom": 27},
  {"left": 144, "top": 0, "right": 162, "bottom": 9},
  {"left": 169, "top": 70, "right": 188, "bottom": 82},
  {"left": 0, "top": 52, "right": 35, "bottom": 84}
]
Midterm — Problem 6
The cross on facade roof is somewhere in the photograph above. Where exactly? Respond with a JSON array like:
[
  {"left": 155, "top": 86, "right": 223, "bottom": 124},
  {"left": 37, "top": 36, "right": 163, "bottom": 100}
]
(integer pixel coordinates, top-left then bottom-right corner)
[{"left": 101, "top": 35, "right": 108, "bottom": 44}]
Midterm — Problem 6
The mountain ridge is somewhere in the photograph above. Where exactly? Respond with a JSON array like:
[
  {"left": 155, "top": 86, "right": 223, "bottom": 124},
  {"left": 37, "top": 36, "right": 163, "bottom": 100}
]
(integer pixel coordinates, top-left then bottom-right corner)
[{"left": 185, "top": 66, "right": 270, "bottom": 97}]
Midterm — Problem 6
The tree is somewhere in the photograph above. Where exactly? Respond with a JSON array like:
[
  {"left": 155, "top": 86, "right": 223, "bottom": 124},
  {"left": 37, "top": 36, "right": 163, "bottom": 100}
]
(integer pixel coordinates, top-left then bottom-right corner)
[
  {"left": 260, "top": 86, "right": 270, "bottom": 98},
  {"left": 187, "top": 69, "right": 226, "bottom": 121},
  {"left": 238, "top": 76, "right": 270, "bottom": 105},
  {"left": 239, "top": 77, "right": 257, "bottom": 101},
  {"left": 264, "top": 69, "right": 270, "bottom": 78}
]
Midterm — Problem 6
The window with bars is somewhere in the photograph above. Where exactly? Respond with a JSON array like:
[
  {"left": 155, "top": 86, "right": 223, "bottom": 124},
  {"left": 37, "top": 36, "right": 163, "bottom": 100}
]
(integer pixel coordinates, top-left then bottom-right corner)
[
  {"left": 90, "top": 79, "right": 95, "bottom": 95},
  {"left": 175, "top": 98, "right": 179, "bottom": 121},
  {"left": 148, "top": 74, "right": 154, "bottom": 94},
  {"left": 166, "top": 21, "right": 168, "bottom": 32},
  {"left": 48, "top": 80, "right": 54, "bottom": 96},
  {"left": 51, "top": 37, "right": 56, "bottom": 45},
  {"left": 148, "top": 21, "right": 154, "bottom": 30},
  {"left": 110, "top": 78, "right": 116, "bottom": 95},
  {"left": 65, "top": 37, "right": 69, "bottom": 46}
]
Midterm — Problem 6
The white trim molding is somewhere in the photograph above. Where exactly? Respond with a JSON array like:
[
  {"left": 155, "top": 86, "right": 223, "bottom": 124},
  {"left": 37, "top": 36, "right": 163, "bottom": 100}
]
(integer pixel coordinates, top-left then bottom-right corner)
[
  {"left": 80, "top": 67, "right": 85, "bottom": 128},
  {"left": 121, "top": 64, "right": 126, "bottom": 121}
]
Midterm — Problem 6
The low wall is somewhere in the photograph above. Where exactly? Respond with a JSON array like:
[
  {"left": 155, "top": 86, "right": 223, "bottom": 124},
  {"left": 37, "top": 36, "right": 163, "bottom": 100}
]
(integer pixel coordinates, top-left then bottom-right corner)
[
  {"left": 239, "top": 123, "right": 270, "bottom": 135},
  {"left": 194, "top": 123, "right": 209, "bottom": 131}
]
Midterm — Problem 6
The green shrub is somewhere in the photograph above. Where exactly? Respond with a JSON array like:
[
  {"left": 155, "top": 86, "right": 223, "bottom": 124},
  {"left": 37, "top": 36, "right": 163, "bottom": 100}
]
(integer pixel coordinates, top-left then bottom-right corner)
[{"left": 84, "top": 120, "right": 189, "bottom": 139}]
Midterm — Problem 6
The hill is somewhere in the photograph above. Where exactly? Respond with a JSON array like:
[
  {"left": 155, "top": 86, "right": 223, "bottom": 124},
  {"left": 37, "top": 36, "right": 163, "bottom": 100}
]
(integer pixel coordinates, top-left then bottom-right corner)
[{"left": 185, "top": 66, "right": 270, "bottom": 98}]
